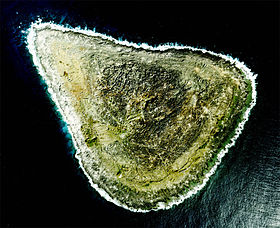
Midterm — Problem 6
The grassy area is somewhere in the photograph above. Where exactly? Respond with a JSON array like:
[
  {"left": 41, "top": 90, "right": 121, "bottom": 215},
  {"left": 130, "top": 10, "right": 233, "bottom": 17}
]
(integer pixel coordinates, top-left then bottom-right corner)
[{"left": 33, "top": 26, "right": 256, "bottom": 210}]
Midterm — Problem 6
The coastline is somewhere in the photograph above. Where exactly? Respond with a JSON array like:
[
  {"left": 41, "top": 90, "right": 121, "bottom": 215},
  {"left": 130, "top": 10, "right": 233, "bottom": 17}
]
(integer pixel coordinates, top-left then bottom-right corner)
[{"left": 25, "top": 20, "right": 257, "bottom": 213}]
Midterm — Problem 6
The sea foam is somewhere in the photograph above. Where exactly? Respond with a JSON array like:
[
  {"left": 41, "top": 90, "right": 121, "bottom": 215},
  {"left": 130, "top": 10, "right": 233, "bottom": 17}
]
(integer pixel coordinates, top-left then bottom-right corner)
[{"left": 25, "top": 19, "right": 257, "bottom": 213}]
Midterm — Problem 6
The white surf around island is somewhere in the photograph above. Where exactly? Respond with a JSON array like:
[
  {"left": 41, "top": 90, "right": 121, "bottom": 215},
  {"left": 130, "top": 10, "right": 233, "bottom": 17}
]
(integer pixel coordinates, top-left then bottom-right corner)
[{"left": 25, "top": 19, "right": 257, "bottom": 213}]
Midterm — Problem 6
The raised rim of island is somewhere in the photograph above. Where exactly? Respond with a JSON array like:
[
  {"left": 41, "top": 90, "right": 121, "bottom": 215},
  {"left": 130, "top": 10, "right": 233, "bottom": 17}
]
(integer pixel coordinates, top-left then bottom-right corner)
[{"left": 25, "top": 19, "right": 257, "bottom": 213}]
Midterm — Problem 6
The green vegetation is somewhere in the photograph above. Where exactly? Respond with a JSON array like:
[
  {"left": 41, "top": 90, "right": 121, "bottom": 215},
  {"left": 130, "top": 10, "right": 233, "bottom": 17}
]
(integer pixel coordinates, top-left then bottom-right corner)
[{"left": 33, "top": 26, "right": 254, "bottom": 211}]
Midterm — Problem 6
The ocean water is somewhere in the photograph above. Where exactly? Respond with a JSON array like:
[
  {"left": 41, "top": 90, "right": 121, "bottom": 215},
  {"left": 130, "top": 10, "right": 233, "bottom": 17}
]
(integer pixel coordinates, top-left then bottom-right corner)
[{"left": 1, "top": 1, "right": 279, "bottom": 227}]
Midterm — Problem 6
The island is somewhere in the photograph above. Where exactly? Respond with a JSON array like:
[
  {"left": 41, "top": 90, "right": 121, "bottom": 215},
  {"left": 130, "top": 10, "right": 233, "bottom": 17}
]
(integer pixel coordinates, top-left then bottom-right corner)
[{"left": 26, "top": 21, "right": 257, "bottom": 212}]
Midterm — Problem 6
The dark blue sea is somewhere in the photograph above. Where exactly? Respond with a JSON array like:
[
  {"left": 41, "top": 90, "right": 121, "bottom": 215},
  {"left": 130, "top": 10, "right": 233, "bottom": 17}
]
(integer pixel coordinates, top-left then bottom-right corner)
[{"left": 1, "top": 1, "right": 279, "bottom": 227}]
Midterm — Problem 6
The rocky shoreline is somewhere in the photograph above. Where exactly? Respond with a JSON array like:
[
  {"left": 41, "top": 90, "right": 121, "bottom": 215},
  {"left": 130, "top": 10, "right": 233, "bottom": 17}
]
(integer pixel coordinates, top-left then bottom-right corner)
[{"left": 26, "top": 21, "right": 257, "bottom": 212}]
